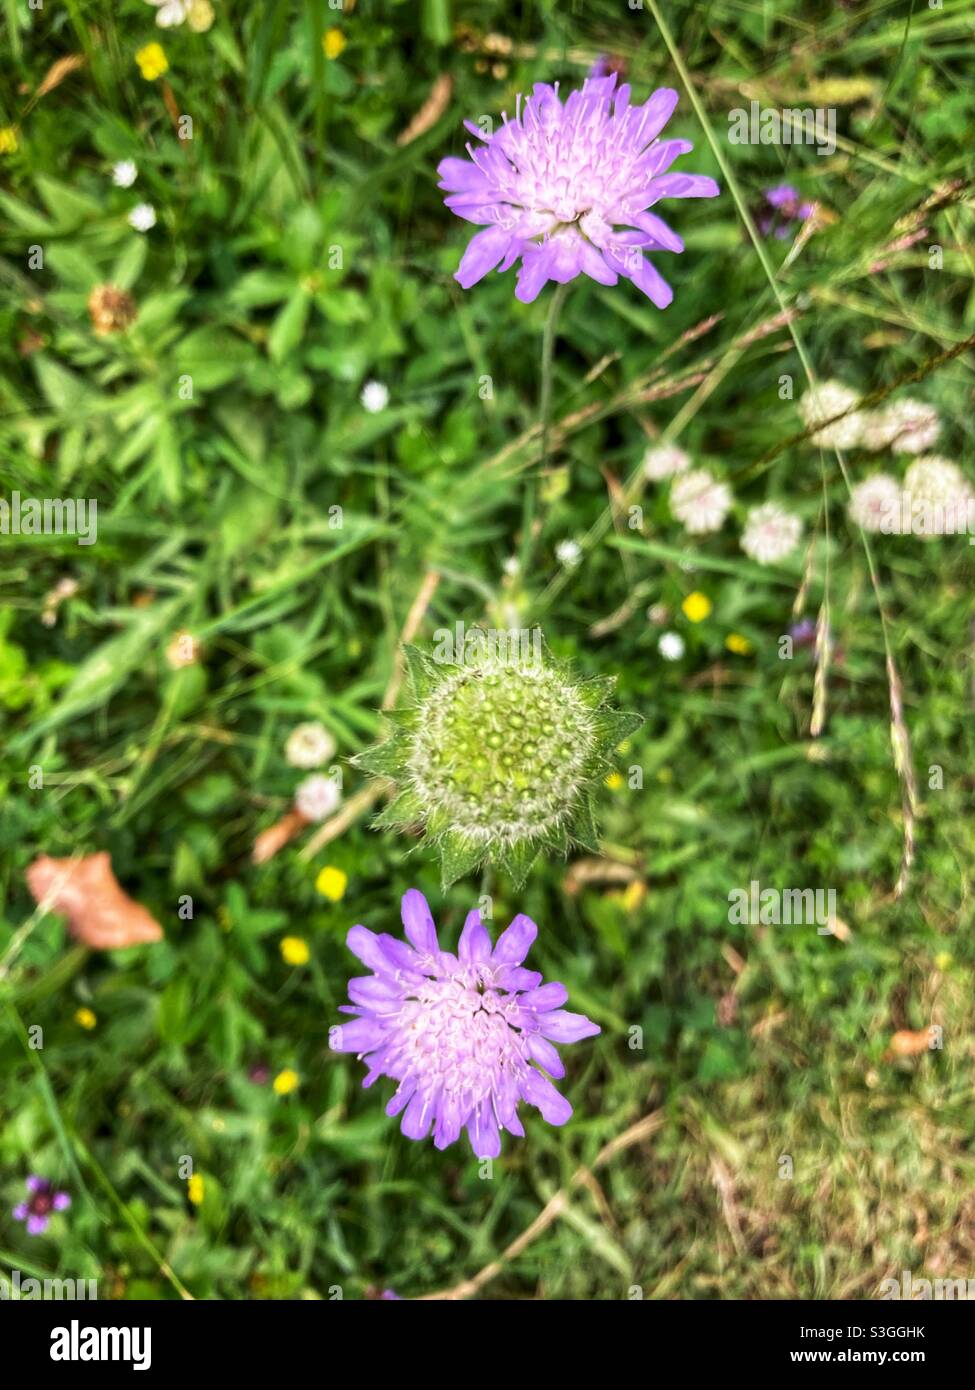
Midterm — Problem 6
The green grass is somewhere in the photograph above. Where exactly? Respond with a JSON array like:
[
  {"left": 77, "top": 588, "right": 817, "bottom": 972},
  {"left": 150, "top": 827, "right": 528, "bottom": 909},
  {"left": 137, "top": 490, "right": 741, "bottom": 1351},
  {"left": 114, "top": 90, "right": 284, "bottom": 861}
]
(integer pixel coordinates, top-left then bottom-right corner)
[{"left": 1, "top": 0, "right": 974, "bottom": 1300}]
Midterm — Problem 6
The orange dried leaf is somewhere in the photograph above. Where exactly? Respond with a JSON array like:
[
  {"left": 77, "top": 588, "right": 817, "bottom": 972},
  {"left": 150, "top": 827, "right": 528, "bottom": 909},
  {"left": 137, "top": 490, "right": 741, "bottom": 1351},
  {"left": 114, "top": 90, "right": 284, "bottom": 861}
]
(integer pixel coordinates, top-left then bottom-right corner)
[
  {"left": 26, "top": 853, "right": 163, "bottom": 949},
  {"left": 885, "top": 1028, "right": 934, "bottom": 1060}
]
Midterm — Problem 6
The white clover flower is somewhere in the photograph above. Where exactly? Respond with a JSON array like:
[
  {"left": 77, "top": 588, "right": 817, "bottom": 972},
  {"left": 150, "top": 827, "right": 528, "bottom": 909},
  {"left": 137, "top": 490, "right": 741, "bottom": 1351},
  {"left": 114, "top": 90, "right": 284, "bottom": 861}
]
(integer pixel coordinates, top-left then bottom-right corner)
[
  {"left": 146, "top": 0, "right": 188, "bottom": 27},
  {"left": 658, "top": 631, "right": 685, "bottom": 661},
  {"left": 502, "top": 555, "right": 520, "bottom": 577},
  {"left": 848, "top": 474, "right": 902, "bottom": 533},
  {"left": 740, "top": 502, "right": 803, "bottom": 565},
  {"left": 112, "top": 160, "right": 138, "bottom": 188},
  {"left": 884, "top": 398, "right": 940, "bottom": 455},
  {"left": 860, "top": 409, "right": 899, "bottom": 452},
  {"left": 555, "top": 538, "right": 582, "bottom": 569},
  {"left": 285, "top": 721, "right": 337, "bottom": 770},
  {"left": 799, "top": 380, "right": 863, "bottom": 449},
  {"left": 360, "top": 380, "right": 389, "bottom": 413},
  {"left": 902, "top": 456, "right": 974, "bottom": 539},
  {"left": 670, "top": 469, "right": 733, "bottom": 535},
  {"left": 643, "top": 443, "right": 690, "bottom": 482},
  {"left": 128, "top": 203, "right": 156, "bottom": 232},
  {"left": 295, "top": 774, "right": 341, "bottom": 823}
]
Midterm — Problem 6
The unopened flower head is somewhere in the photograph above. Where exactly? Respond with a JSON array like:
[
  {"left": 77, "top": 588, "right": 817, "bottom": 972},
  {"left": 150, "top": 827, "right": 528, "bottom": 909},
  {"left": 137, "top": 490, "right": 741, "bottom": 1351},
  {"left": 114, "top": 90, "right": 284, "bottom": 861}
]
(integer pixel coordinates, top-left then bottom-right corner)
[
  {"left": 360, "top": 380, "right": 389, "bottom": 413},
  {"left": 285, "top": 721, "right": 336, "bottom": 769},
  {"left": 670, "top": 468, "right": 732, "bottom": 534},
  {"left": 112, "top": 159, "right": 138, "bottom": 187},
  {"left": 128, "top": 202, "right": 156, "bottom": 232},
  {"left": 902, "top": 456, "right": 974, "bottom": 539},
  {"left": 741, "top": 502, "right": 802, "bottom": 565},
  {"left": 296, "top": 774, "right": 341, "bottom": 823},
  {"left": 438, "top": 71, "right": 719, "bottom": 304},
  {"left": 12, "top": 1176, "right": 70, "bottom": 1236},
  {"left": 643, "top": 442, "right": 690, "bottom": 481},
  {"left": 658, "top": 631, "right": 684, "bottom": 661},
  {"left": 848, "top": 473, "right": 902, "bottom": 533},
  {"left": 799, "top": 380, "right": 863, "bottom": 449},
  {"left": 329, "top": 889, "right": 600, "bottom": 1157},
  {"left": 355, "top": 642, "right": 640, "bottom": 887}
]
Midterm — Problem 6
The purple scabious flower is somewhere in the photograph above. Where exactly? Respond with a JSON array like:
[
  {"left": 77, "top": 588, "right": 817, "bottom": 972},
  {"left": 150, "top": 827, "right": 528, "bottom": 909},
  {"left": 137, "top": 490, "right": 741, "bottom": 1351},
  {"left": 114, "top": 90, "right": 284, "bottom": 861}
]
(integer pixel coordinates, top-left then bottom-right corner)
[
  {"left": 330, "top": 890, "right": 600, "bottom": 1157},
  {"left": 437, "top": 73, "right": 719, "bottom": 305},
  {"left": 12, "top": 1176, "right": 70, "bottom": 1235}
]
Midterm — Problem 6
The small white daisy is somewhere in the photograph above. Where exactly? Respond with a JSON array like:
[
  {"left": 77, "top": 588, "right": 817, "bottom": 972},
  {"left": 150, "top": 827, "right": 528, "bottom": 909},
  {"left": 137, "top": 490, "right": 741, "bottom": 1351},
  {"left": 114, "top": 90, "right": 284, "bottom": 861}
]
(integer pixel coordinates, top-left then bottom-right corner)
[
  {"left": 658, "top": 631, "right": 685, "bottom": 661},
  {"left": 501, "top": 555, "right": 520, "bottom": 577},
  {"left": 146, "top": 0, "right": 188, "bottom": 27},
  {"left": 740, "top": 502, "right": 803, "bottom": 565},
  {"left": 128, "top": 203, "right": 156, "bottom": 232},
  {"left": 799, "top": 380, "right": 863, "bottom": 449},
  {"left": 670, "top": 469, "right": 733, "bottom": 535},
  {"left": 643, "top": 443, "right": 691, "bottom": 482},
  {"left": 848, "top": 474, "right": 902, "bottom": 533},
  {"left": 295, "top": 774, "right": 342, "bottom": 823},
  {"left": 112, "top": 160, "right": 138, "bottom": 188},
  {"left": 555, "top": 538, "right": 582, "bottom": 569},
  {"left": 902, "top": 456, "right": 974, "bottom": 539},
  {"left": 285, "top": 721, "right": 336, "bottom": 770},
  {"left": 360, "top": 380, "right": 389, "bottom": 413}
]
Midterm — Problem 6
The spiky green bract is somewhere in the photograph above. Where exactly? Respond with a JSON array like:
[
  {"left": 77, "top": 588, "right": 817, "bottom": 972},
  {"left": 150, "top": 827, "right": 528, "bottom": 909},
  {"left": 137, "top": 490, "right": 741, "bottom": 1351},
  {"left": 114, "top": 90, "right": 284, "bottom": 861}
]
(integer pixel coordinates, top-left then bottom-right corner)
[{"left": 354, "top": 641, "right": 641, "bottom": 888}]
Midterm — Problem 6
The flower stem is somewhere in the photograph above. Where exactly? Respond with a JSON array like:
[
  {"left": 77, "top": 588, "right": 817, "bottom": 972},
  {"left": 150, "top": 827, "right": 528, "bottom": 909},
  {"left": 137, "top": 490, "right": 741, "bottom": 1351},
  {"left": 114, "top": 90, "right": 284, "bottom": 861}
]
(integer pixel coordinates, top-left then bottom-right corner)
[{"left": 519, "top": 282, "right": 569, "bottom": 577}]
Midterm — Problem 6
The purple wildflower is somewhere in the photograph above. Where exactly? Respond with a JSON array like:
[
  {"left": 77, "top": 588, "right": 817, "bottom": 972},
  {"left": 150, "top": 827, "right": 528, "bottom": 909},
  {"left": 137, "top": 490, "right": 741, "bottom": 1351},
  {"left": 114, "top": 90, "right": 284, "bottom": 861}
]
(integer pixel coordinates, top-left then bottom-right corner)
[
  {"left": 330, "top": 890, "right": 601, "bottom": 1157},
  {"left": 437, "top": 72, "right": 719, "bottom": 305},
  {"left": 12, "top": 1176, "right": 70, "bottom": 1235},
  {"left": 757, "top": 184, "right": 814, "bottom": 239}
]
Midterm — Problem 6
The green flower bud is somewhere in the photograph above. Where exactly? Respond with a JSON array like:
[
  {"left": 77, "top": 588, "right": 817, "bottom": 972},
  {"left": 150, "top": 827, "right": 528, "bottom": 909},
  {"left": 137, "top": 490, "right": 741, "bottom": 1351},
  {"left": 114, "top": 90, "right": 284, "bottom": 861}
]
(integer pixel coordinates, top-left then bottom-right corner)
[{"left": 354, "top": 638, "right": 641, "bottom": 887}]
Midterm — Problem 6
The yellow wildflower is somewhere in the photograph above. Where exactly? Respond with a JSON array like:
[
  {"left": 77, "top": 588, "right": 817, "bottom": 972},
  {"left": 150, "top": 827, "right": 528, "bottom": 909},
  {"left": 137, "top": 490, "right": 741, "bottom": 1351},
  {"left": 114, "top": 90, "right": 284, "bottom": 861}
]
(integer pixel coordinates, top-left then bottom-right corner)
[
  {"left": 273, "top": 1068, "right": 300, "bottom": 1096},
  {"left": 187, "top": 1173, "right": 205, "bottom": 1205},
  {"left": 604, "top": 772, "right": 624, "bottom": 791},
  {"left": 74, "top": 1006, "right": 97, "bottom": 1030},
  {"left": 136, "top": 43, "right": 169, "bottom": 81},
  {"left": 0, "top": 127, "right": 18, "bottom": 155},
  {"left": 682, "top": 591, "right": 712, "bottom": 623},
  {"left": 323, "top": 29, "right": 346, "bottom": 59},
  {"left": 280, "top": 936, "right": 310, "bottom": 966},
  {"left": 725, "top": 632, "right": 752, "bottom": 654},
  {"left": 315, "top": 865, "right": 347, "bottom": 902}
]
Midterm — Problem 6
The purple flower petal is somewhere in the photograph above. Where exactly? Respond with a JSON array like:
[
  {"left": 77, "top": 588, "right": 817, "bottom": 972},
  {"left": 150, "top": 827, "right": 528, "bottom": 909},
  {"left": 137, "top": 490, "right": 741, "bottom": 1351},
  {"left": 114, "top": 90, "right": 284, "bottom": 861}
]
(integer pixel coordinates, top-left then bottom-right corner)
[
  {"left": 13, "top": 1203, "right": 28, "bottom": 1221},
  {"left": 458, "top": 908, "right": 491, "bottom": 964},
  {"left": 26, "top": 1215, "right": 49, "bottom": 1236},
  {"left": 53, "top": 1193, "right": 71, "bottom": 1211},
  {"left": 492, "top": 913, "right": 538, "bottom": 966},
  {"left": 400, "top": 889, "right": 439, "bottom": 955},
  {"left": 538, "top": 1009, "right": 602, "bottom": 1044},
  {"left": 455, "top": 224, "right": 514, "bottom": 289},
  {"left": 521, "top": 1069, "right": 573, "bottom": 1126}
]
